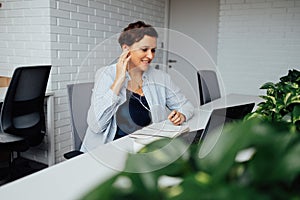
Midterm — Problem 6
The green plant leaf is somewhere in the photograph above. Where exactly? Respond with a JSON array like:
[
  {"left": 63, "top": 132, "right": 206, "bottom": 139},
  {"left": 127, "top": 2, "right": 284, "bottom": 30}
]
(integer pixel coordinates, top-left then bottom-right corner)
[
  {"left": 195, "top": 122, "right": 254, "bottom": 181},
  {"left": 275, "top": 141, "right": 300, "bottom": 182},
  {"left": 284, "top": 92, "right": 292, "bottom": 105},
  {"left": 280, "top": 69, "right": 300, "bottom": 83},
  {"left": 260, "top": 82, "right": 275, "bottom": 90},
  {"left": 261, "top": 95, "right": 276, "bottom": 105},
  {"left": 291, "top": 95, "right": 300, "bottom": 104},
  {"left": 169, "top": 175, "right": 270, "bottom": 200},
  {"left": 292, "top": 104, "right": 300, "bottom": 123}
]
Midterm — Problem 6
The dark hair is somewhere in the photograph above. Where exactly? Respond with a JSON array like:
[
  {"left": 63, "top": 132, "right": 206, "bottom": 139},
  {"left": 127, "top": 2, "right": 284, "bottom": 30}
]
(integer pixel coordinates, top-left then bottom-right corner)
[{"left": 118, "top": 21, "right": 158, "bottom": 47}]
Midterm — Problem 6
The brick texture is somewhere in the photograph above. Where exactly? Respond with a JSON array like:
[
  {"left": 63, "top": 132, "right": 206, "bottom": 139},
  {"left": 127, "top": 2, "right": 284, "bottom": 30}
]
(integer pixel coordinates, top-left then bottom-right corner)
[{"left": 218, "top": 0, "right": 300, "bottom": 95}]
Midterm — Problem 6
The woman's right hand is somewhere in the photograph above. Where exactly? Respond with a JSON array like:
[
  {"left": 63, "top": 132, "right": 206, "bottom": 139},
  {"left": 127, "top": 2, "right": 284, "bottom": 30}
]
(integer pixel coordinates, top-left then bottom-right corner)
[
  {"left": 111, "top": 49, "right": 131, "bottom": 94},
  {"left": 116, "top": 49, "right": 131, "bottom": 82}
]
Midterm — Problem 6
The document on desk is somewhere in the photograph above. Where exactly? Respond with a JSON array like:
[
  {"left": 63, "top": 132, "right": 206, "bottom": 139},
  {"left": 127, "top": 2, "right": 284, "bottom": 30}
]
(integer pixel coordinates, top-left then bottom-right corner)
[{"left": 130, "top": 121, "right": 190, "bottom": 139}]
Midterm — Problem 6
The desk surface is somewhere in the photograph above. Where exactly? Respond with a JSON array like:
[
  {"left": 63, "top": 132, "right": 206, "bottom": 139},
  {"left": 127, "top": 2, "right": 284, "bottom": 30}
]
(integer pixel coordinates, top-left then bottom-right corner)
[{"left": 0, "top": 93, "right": 262, "bottom": 200}]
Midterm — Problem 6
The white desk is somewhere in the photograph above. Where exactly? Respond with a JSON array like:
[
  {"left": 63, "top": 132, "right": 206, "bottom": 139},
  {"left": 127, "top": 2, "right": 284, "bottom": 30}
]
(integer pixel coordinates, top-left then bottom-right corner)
[
  {"left": 0, "top": 93, "right": 262, "bottom": 200},
  {"left": 0, "top": 87, "right": 55, "bottom": 166}
]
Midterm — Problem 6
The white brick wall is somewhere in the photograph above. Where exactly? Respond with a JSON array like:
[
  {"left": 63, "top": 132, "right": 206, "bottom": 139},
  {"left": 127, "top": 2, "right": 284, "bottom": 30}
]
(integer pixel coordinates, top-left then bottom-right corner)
[
  {"left": 218, "top": 0, "right": 300, "bottom": 95},
  {"left": 0, "top": 0, "right": 51, "bottom": 76}
]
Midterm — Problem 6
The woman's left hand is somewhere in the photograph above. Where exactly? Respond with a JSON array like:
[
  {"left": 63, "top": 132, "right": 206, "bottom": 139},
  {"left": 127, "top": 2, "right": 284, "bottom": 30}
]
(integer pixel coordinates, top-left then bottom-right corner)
[{"left": 168, "top": 110, "right": 186, "bottom": 126}]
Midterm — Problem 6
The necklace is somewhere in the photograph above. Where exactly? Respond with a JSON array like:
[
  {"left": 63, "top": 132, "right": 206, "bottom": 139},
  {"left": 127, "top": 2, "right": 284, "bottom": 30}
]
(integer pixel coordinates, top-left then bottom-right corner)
[
  {"left": 134, "top": 83, "right": 143, "bottom": 94},
  {"left": 129, "top": 76, "right": 143, "bottom": 95}
]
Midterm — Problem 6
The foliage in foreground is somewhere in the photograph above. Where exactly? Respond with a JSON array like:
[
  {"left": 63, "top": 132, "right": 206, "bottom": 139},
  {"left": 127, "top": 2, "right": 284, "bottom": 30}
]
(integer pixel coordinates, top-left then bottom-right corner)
[{"left": 80, "top": 119, "right": 300, "bottom": 200}]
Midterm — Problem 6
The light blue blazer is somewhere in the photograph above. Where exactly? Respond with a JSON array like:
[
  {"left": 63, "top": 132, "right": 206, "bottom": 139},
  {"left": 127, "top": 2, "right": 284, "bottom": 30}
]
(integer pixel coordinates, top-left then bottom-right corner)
[{"left": 81, "top": 64, "right": 194, "bottom": 152}]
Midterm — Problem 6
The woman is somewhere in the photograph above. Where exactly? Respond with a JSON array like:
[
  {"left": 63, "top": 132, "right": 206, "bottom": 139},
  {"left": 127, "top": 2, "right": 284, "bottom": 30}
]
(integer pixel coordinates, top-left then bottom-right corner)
[{"left": 81, "top": 21, "right": 194, "bottom": 152}]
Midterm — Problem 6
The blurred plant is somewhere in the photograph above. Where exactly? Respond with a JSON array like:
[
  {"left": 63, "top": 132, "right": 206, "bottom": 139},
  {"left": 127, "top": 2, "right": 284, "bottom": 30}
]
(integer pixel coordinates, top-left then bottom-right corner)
[
  {"left": 245, "top": 69, "right": 300, "bottom": 132},
  {"left": 80, "top": 120, "right": 300, "bottom": 200}
]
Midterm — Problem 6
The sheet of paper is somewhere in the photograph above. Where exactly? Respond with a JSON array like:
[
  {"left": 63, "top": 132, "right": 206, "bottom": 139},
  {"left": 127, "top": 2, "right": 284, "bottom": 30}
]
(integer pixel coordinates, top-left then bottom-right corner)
[{"left": 130, "top": 120, "right": 190, "bottom": 139}]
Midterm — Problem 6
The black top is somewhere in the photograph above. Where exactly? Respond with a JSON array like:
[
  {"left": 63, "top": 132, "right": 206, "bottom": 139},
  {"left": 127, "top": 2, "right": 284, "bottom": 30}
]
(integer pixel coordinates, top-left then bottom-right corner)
[{"left": 115, "top": 90, "right": 151, "bottom": 140}]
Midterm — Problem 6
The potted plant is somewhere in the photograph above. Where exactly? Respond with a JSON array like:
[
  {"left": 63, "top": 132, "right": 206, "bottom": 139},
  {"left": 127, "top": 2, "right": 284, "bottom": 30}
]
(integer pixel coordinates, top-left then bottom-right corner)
[
  {"left": 80, "top": 69, "right": 300, "bottom": 200},
  {"left": 245, "top": 69, "right": 300, "bottom": 132}
]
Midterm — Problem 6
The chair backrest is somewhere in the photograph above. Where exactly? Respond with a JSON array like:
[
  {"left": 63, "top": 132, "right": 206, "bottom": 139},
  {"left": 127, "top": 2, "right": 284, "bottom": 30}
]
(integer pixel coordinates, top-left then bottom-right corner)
[
  {"left": 0, "top": 65, "right": 51, "bottom": 146},
  {"left": 67, "top": 82, "right": 94, "bottom": 151},
  {"left": 197, "top": 70, "right": 221, "bottom": 106}
]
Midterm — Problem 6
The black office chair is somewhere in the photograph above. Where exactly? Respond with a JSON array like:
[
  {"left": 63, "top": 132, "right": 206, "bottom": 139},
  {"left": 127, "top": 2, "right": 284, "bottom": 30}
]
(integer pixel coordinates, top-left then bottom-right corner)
[
  {"left": 63, "top": 82, "right": 94, "bottom": 159},
  {"left": 197, "top": 70, "right": 221, "bottom": 106},
  {"left": 0, "top": 65, "right": 51, "bottom": 179}
]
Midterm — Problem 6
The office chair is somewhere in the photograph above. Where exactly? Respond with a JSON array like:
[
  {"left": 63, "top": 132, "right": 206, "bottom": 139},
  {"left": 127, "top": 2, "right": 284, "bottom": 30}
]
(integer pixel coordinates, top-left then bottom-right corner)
[
  {"left": 0, "top": 65, "right": 51, "bottom": 178},
  {"left": 63, "top": 82, "right": 94, "bottom": 159},
  {"left": 197, "top": 70, "right": 221, "bottom": 106}
]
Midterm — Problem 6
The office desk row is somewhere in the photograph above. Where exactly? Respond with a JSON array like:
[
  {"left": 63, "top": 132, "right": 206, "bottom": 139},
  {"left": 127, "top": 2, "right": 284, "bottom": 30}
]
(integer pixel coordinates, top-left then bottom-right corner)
[
  {"left": 0, "top": 87, "right": 55, "bottom": 166},
  {"left": 0, "top": 94, "right": 262, "bottom": 200}
]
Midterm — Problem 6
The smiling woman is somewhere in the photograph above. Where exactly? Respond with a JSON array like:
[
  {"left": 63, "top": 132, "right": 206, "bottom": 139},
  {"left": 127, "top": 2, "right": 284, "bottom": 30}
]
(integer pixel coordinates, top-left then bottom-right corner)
[{"left": 80, "top": 21, "right": 195, "bottom": 152}]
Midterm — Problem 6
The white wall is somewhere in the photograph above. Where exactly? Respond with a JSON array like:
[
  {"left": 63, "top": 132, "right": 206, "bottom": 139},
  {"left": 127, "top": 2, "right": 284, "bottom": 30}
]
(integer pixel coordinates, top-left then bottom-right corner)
[
  {"left": 218, "top": 0, "right": 300, "bottom": 95},
  {"left": 168, "top": 0, "right": 219, "bottom": 63},
  {"left": 0, "top": 0, "right": 51, "bottom": 76},
  {"left": 166, "top": 0, "right": 219, "bottom": 106}
]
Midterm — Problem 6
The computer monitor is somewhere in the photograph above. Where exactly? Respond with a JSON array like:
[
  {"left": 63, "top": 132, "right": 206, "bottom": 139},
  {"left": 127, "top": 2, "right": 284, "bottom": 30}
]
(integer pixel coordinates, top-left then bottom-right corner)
[{"left": 182, "top": 102, "right": 255, "bottom": 144}]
